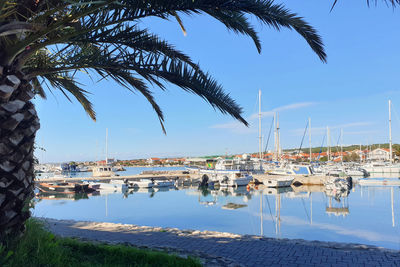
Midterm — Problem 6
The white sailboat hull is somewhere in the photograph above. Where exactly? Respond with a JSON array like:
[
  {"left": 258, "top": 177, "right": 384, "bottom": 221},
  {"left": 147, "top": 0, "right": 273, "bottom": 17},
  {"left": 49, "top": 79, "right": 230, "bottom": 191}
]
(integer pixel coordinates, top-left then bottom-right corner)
[
  {"left": 263, "top": 177, "right": 293, "bottom": 188},
  {"left": 363, "top": 166, "right": 400, "bottom": 174}
]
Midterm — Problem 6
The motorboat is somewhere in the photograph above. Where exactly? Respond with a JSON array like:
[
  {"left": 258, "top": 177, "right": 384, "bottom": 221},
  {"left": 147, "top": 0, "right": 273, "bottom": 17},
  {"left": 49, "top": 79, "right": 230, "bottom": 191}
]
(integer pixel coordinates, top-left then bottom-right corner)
[
  {"left": 82, "top": 181, "right": 101, "bottom": 191},
  {"left": 92, "top": 165, "right": 115, "bottom": 177},
  {"left": 218, "top": 173, "right": 253, "bottom": 187},
  {"left": 188, "top": 154, "right": 263, "bottom": 175},
  {"left": 314, "top": 164, "right": 367, "bottom": 177},
  {"left": 262, "top": 176, "right": 293, "bottom": 188}
]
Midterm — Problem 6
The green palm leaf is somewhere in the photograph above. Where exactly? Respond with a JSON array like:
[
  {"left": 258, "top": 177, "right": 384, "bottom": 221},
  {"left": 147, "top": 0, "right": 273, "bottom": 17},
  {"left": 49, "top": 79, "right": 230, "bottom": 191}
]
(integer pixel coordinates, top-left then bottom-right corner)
[{"left": 1, "top": 0, "right": 327, "bottom": 132}]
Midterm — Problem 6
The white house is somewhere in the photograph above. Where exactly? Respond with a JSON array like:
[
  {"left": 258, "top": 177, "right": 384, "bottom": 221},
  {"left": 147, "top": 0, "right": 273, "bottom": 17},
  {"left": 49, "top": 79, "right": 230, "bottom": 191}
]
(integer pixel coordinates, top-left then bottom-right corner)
[
  {"left": 368, "top": 148, "right": 391, "bottom": 161},
  {"left": 147, "top": 158, "right": 161, "bottom": 164}
]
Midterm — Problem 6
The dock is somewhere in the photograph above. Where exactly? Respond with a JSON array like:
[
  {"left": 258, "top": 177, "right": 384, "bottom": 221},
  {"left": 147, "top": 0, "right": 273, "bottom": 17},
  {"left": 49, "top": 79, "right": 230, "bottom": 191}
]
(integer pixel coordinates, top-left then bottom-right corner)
[{"left": 35, "top": 170, "right": 196, "bottom": 183}]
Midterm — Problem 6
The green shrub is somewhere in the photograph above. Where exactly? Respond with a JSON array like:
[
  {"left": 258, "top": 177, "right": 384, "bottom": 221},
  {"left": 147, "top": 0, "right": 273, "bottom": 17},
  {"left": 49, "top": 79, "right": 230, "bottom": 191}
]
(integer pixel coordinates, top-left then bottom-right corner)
[{"left": 1, "top": 219, "right": 201, "bottom": 267}]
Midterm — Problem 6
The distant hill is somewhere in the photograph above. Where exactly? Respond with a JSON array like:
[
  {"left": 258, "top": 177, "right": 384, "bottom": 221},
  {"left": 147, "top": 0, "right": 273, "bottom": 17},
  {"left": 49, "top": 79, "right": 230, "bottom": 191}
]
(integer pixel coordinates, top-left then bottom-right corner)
[{"left": 284, "top": 143, "right": 399, "bottom": 154}]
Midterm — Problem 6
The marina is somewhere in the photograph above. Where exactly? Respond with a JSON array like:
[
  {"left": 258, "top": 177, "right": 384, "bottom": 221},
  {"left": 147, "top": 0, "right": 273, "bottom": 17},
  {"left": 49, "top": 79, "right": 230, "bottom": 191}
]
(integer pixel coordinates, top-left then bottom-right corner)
[
  {"left": 2, "top": 2, "right": 400, "bottom": 266},
  {"left": 33, "top": 166, "right": 400, "bottom": 250}
]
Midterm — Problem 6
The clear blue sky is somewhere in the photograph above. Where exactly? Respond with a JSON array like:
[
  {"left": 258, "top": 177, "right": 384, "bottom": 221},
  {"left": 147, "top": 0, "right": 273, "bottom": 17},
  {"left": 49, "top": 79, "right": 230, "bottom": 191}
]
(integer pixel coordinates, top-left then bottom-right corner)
[{"left": 34, "top": 1, "right": 400, "bottom": 163}]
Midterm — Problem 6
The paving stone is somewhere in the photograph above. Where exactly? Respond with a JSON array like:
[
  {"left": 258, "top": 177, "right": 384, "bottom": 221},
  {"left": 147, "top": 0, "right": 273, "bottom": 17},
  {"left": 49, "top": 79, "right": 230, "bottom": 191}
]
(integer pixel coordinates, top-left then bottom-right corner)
[{"left": 39, "top": 218, "right": 400, "bottom": 267}]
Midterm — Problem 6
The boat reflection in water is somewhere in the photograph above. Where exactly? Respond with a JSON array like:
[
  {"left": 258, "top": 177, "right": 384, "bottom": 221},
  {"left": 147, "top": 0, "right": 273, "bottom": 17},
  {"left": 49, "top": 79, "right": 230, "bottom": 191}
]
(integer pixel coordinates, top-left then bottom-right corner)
[
  {"left": 35, "top": 191, "right": 99, "bottom": 201},
  {"left": 33, "top": 180, "right": 400, "bottom": 250}
]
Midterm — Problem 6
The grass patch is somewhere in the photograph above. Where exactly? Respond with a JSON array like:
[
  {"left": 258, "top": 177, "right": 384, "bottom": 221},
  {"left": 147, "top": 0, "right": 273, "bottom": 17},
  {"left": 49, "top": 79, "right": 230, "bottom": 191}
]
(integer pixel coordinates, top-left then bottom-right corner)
[{"left": 1, "top": 219, "right": 201, "bottom": 267}]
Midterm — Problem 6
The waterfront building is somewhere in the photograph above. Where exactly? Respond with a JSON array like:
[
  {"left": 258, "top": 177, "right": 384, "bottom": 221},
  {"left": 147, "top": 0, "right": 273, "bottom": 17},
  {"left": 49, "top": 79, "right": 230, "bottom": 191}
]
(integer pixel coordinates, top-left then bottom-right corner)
[
  {"left": 147, "top": 157, "right": 161, "bottom": 165},
  {"left": 368, "top": 148, "right": 391, "bottom": 161}
]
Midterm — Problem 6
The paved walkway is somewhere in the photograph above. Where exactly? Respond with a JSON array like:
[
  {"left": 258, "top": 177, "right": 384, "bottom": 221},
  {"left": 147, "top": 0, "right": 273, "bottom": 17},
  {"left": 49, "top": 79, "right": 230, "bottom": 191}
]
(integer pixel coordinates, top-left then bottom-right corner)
[{"left": 41, "top": 218, "right": 400, "bottom": 267}]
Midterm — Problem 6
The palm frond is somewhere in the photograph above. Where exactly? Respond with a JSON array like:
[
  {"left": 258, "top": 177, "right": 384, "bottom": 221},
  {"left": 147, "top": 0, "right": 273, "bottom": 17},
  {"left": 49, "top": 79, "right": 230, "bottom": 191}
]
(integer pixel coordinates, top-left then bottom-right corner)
[
  {"left": 25, "top": 42, "right": 247, "bottom": 127},
  {"left": 172, "top": 11, "right": 187, "bottom": 36},
  {"left": 1, "top": 0, "right": 330, "bottom": 131},
  {"left": 32, "top": 77, "right": 47, "bottom": 99},
  {"left": 43, "top": 72, "right": 96, "bottom": 121}
]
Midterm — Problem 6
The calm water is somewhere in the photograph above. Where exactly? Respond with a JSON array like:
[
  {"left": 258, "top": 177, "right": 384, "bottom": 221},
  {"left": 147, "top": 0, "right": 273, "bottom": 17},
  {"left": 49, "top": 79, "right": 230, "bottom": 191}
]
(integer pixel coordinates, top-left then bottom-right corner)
[{"left": 33, "top": 167, "right": 400, "bottom": 249}]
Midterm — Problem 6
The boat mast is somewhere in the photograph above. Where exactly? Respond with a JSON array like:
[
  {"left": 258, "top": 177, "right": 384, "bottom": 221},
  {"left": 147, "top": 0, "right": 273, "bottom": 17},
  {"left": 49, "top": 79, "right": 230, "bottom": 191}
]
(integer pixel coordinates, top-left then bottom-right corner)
[
  {"left": 258, "top": 90, "right": 262, "bottom": 161},
  {"left": 389, "top": 99, "right": 393, "bottom": 163},
  {"left": 277, "top": 112, "right": 280, "bottom": 160},
  {"left": 274, "top": 112, "right": 277, "bottom": 161},
  {"left": 341, "top": 129, "right": 343, "bottom": 164},
  {"left": 309, "top": 117, "right": 312, "bottom": 162},
  {"left": 105, "top": 128, "right": 108, "bottom": 165},
  {"left": 327, "top": 126, "right": 330, "bottom": 161}
]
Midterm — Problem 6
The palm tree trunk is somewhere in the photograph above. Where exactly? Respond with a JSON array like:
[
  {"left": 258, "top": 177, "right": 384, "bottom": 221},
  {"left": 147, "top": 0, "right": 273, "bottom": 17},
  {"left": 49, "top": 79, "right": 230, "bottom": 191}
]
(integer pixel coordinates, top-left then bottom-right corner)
[{"left": 0, "top": 68, "right": 40, "bottom": 240}]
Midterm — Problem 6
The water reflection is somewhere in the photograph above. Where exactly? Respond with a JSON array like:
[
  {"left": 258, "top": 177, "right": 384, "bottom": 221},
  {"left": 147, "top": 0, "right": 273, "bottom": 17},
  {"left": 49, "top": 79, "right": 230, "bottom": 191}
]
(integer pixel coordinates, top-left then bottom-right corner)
[
  {"left": 36, "top": 191, "right": 99, "bottom": 201},
  {"left": 33, "top": 182, "right": 400, "bottom": 249}
]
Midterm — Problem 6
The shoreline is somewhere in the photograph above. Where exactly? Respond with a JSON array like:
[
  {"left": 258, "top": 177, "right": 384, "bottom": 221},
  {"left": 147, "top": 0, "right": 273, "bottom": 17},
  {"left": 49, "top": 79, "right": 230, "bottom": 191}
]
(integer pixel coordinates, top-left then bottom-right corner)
[{"left": 38, "top": 217, "right": 400, "bottom": 266}]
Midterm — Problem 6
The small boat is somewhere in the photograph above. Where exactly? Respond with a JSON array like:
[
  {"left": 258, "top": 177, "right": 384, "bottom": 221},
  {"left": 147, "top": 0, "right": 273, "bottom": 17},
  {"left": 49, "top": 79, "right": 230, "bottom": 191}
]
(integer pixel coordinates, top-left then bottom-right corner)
[
  {"left": 82, "top": 180, "right": 101, "bottom": 191},
  {"left": 358, "top": 178, "right": 400, "bottom": 186},
  {"left": 218, "top": 173, "right": 253, "bottom": 187},
  {"left": 37, "top": 182, "right": 89, "bottom": 193},
  {"left": 263, "top": 176, "right": 293, "bottom": 188}
]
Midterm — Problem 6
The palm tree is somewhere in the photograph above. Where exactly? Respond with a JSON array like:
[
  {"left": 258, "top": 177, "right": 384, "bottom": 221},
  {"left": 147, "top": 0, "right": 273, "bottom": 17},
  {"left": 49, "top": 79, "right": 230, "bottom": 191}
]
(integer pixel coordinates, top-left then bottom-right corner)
[{"left": 0, "top": 0, "right": 326, "bottom": 239}]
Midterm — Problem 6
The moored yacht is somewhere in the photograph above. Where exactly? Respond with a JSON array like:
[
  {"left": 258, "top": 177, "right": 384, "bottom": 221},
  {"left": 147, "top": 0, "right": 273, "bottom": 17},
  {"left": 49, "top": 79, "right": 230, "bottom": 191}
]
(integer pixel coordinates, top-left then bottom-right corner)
[{"left": 190, "top": 154, "right": 263, "bottom": 175}]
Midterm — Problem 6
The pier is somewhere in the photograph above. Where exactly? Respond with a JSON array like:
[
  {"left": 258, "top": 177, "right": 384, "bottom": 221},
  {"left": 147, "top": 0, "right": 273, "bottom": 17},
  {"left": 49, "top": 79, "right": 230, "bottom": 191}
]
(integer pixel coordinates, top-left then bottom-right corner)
[{"left": 35, "top": 170, "right": 197, "bottom": 183}]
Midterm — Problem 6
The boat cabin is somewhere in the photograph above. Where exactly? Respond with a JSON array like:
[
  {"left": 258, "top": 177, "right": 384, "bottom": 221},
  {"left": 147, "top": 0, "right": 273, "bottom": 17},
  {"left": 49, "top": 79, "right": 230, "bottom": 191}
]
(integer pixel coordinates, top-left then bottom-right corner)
[{"left": 92, "top": 166, "right": 114, "bottom": 177}]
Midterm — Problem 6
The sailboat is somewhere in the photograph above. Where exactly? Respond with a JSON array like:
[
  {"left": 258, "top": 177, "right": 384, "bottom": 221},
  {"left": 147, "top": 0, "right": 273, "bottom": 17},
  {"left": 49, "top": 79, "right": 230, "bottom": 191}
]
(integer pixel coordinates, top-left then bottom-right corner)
[
  {"left": 93, "top": 128, "right": 115, "bottom": 177},
  {"left": 362, "top": 100, "right": 400, "bottom": 175}
]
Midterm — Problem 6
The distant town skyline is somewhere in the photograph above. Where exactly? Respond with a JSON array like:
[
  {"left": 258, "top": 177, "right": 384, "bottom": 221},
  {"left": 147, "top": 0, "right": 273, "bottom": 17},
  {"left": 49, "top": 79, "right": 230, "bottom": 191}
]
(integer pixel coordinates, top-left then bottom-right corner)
[{"left": 34, "top": 1, "right": 400, "bottom": 163}]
